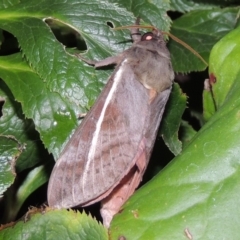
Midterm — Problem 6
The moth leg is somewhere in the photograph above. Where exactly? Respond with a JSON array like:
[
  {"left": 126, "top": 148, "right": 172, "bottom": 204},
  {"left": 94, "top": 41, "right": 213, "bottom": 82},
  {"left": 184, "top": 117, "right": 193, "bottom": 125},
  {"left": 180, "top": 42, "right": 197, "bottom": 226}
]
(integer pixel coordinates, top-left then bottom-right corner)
[
  {"left": 94, "top": 56, "right": 121, "bottom": 68},
  {"left": 76, "top": 54, "right": 121, "bottom": 68},
  {"left": 75, "top": 54, "right": 97, "bottom": 65}
]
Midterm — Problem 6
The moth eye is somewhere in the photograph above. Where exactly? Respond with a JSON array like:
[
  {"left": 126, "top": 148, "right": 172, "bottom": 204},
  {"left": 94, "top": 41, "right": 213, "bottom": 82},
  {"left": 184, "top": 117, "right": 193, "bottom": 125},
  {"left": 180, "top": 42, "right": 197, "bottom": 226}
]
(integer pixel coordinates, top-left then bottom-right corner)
[{"left": 141, "top": 32, "right": 154, "bottom": 41}]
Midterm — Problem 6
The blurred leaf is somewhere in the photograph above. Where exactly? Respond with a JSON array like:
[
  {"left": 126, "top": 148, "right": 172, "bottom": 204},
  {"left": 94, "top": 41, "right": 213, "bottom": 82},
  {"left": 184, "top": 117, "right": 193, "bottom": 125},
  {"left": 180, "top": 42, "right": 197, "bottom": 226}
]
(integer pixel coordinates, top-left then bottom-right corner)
[
  {"left": 0, "top": 0, "right": 19, "bottom": 9},
  {"left": 170, "top": 0, "right": 219, "bottom": 12},
  {"left": 179, "top": 120, "right": 197, "bottom": 148},
  {"left": 0, "top": 29, "right": 3, "bottom": 46}
]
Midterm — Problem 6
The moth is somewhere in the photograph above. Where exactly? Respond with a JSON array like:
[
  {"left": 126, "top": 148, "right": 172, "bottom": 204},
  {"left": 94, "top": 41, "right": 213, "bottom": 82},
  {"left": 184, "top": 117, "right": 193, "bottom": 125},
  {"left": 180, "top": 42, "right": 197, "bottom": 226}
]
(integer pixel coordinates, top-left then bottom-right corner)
[{"left": 47, "top": 22, "right": 174, "bottom": 227}]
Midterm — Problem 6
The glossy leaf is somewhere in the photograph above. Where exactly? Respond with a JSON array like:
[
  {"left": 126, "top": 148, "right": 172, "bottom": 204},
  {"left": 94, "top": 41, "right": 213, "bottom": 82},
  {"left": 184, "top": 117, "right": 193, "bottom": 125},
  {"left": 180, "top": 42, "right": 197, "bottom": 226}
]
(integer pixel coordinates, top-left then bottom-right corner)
[{"left": 207, "top": 27, "right": 240, "bottom": 110}]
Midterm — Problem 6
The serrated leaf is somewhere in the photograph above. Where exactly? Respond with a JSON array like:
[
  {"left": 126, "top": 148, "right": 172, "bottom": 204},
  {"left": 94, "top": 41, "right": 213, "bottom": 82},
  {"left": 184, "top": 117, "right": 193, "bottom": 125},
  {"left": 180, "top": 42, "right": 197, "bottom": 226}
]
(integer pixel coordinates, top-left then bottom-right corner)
[
  {"left": 0, "top": 209, "right": 108, "bottom": 240},
  {"left": 169, "top": 7, "right": 239, "bottom": 72},
  {"left": 159, "top": 83, "right": 187, "bottom": 156}
]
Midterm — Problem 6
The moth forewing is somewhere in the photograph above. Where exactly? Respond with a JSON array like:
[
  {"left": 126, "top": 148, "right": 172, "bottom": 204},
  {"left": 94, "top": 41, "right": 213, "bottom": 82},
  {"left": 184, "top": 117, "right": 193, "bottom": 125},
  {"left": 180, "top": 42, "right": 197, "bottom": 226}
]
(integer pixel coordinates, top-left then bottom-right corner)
[
  {"left": 47, "top": 25, "right": 174, "bottom": 226},
  {"left": 48, "top": 62, "right": 153, "bottom": 208}
]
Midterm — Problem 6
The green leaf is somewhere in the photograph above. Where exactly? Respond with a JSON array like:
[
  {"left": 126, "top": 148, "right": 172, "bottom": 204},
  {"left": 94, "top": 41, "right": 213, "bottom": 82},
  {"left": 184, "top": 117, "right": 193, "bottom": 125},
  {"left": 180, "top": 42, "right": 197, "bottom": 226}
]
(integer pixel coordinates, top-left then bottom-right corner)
[
  {"left": 0, "top": 57, "right": 53, "bottom": 221},
  {"left": 170, "top": 0, "right": 224, "bottom": 12},
  {"left": 159, "top": 83, "right": 187, "bottom": 156},
  {"left": 2, "top": 162, "right": 52, "bottom": 223},
  {"left": 169, "top": 7, "right": 239, "bottom": 72},
  {"left": 203, "top": 78, "right": 216, "bottom": 121},
  {"left": 108, "top": 0, "right": 172, "bottom": 31},
  {"left": 0, "top": 136, "right": 20, "bottom": 198},
  {"left": 0, "top": 67, "right": 51, "bottom": 173},
  {"left": 0, "top": 209, "right": 108, "bottom": 240},
  {"left": 0, "top": 79, "right": 48, "bottom": 172},
  {"left": 207, "top": 26, "right": 240, "bottom": 111},
  {"left": 179, "top": 120, "right": 197, "bottom": 148},
  {"left": 0, "top": 0, "right": 19, "bottom": 9},
  {"left": 0, "top": 53, "right": 78, "bottom": 159}
]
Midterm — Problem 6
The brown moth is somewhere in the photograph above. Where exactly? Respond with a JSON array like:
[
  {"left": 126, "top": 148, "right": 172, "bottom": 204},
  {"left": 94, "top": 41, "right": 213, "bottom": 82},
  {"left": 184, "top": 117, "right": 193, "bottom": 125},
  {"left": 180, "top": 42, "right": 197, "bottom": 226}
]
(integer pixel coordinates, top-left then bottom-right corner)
[{"left": 47, "top": 22, "right": 174, "bottom": 227}]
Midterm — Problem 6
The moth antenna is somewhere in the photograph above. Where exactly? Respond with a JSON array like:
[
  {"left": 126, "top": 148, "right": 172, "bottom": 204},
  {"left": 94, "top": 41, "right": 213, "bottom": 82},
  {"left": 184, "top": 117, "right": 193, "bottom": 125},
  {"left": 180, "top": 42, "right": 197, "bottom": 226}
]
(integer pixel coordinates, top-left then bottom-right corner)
[
  {"left": 113, "top": 25, "right": 155, "bottom": 31},
  {"left": 162, "top": 31, "right": 208, "bottom": 66}
]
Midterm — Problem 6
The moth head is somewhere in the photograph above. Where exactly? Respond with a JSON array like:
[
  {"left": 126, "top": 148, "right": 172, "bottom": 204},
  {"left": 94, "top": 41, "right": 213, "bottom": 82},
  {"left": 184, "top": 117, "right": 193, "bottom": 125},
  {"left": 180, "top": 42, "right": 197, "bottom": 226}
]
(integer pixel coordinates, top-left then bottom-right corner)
[
  {"left": 114, "top": 22, "right": 208, "bottom": 66},
  {"left": 141, "top": 30, "right": 165, "bottom": 44}
]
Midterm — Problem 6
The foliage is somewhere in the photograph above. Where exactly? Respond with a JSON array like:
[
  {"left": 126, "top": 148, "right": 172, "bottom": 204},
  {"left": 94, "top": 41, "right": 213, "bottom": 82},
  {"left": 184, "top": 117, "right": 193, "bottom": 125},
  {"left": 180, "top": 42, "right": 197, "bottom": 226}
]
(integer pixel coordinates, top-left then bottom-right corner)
[{"left": 0, "top": 0, "right": 239, "bottom": 239}]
